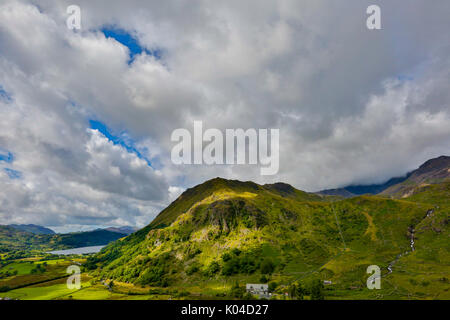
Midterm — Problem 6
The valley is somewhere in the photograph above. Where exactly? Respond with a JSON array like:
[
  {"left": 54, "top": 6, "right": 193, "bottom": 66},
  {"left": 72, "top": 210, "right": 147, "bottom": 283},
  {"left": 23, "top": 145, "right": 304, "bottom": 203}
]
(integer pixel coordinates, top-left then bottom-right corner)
[{"left": 1, "top": 156, "right": 449, "bottom": 300}]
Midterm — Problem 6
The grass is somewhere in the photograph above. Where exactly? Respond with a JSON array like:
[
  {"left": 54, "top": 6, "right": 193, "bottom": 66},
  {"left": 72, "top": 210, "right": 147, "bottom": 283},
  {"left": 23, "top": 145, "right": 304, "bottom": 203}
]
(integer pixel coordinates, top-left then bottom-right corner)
[
  {"left": 0, "top": 283, "right": 81, "bottom": 300},
  {"left": 0, "top": 261, "right": 36, "bottom": 275}
]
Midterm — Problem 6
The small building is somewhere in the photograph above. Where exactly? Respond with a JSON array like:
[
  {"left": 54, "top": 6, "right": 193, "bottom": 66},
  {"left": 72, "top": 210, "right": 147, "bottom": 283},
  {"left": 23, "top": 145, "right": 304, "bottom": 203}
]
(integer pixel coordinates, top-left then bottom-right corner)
[{"left": 246, "top": 284, "right": 269, "bottom": 298}]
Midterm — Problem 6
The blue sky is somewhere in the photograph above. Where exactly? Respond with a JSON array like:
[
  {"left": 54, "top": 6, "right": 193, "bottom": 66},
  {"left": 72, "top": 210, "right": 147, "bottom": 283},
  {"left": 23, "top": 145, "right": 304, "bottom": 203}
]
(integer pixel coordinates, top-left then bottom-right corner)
[
  {"left": 0, "top": 150, "right": 20, "bottom": 179},
  {"left": 4, "top": 168, "right": 21, "bottom": 179},
  {"left": 101, "top": 27, "right": 162, "bottom": 63},
  {"left": 0, "top": 150, "right": 13, "bottom": 163},
  {"left": 0, "top": 85, "right": 12, "bottom": 102},
  {"left": 90, "top": 28, "right": 162, "bottom": 169},
  {"left": 89, "top": 119, "right": 153, "bottom": 167}
]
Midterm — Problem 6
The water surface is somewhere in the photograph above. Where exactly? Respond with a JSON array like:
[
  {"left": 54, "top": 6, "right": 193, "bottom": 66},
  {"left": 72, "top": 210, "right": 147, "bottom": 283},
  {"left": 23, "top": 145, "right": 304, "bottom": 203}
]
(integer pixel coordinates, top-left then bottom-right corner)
[{"left": 47, "top": 245, "right": 105, "bottom": 255}]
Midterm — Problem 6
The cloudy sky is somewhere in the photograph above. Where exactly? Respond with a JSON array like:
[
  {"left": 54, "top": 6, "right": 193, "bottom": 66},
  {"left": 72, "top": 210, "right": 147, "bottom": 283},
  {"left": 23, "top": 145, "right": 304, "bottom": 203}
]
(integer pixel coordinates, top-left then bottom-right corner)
[{"left": 0, "top": 0, "right": 449, "bottom": 232}]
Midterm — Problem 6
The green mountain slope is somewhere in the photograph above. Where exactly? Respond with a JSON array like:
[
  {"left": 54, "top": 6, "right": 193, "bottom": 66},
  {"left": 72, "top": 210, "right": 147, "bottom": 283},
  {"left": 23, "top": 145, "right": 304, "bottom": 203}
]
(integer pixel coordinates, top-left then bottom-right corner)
[{"left": 90, "top": 177, "right": 449, "bottom": 299}]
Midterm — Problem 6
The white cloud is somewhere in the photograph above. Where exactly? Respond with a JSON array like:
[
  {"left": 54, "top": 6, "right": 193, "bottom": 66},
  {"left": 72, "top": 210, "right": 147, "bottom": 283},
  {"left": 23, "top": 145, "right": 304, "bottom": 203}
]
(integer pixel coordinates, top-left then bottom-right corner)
[{"left": 0, "top": 0, "right": 449, "bottom": 229}]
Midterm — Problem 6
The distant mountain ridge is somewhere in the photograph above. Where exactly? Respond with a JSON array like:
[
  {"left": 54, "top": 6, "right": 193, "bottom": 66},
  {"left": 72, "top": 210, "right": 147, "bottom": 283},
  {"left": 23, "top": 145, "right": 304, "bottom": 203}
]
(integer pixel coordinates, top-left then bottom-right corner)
[
  {"left": 317, "top": 155, "right": 450, "bottom": 198},
  {"left": 0, "top": 226, "right": 128, "bottom": 253},
  {"left": 8, "top": 224, "right": 55, "bottom": 235},
  {"left": 6, "top": 224, "right": 137, "bottom": 236},
  {"left": 104, "top": 226, "right": 138, "bottom": 235},
  {"left": 381, "top": 155, "right": 450, "bottom": 197}
]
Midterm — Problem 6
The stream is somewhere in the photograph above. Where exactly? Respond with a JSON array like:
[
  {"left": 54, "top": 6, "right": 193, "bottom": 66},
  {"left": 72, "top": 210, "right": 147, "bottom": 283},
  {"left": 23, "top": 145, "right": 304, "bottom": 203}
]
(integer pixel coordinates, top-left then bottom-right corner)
[{"left": 385, "top": 208, "right": 433, "bottom": 276}]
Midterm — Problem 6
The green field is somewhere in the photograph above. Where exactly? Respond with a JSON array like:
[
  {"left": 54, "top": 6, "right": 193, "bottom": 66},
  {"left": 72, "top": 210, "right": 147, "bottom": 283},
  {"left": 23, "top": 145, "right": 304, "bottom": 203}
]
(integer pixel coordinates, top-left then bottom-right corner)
[{"left": 1, "top": 261, "right": 36, "bottom": 275}]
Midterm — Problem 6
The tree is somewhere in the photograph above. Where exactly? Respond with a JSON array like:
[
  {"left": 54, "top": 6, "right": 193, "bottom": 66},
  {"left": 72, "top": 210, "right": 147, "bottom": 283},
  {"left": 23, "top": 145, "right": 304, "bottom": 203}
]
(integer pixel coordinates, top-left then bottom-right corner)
[
  {"left": 268, "top": 281, "right": 277, "bottom": 292},
  {"left": 221, "top": 252, "right": 231, "bottom": 262},
  {"left": 186, "top": 264, "right": 199, "bottom": 275},
  {"left": 296, "top": 282, "right": 306, "bottom": 300},
  {"left": 222, "top": 257, "right": 239, "bottom": 276},
  {"left": 205, "top": 261, "right": 220, "bottom": 277},
  {"left": 310, "top": 279, "right": 324, "bottom": 300},
  {"left": 243, "top": 292, "right": 255, "bottom": 300},
  {"left": 288, "top": 282, "right": 305, "bottom": 300},
  {"left": 260, "top": 259, "right": 275, "bottom": 274},
  {"left": 0, "top": 285, "right": 11, "bottom": 292},
  {"left": 288, "top": 284, "right": 297, "bottom": 299},
  {"left": 230, "top": 281, "right": 245, "bottom": 298}
]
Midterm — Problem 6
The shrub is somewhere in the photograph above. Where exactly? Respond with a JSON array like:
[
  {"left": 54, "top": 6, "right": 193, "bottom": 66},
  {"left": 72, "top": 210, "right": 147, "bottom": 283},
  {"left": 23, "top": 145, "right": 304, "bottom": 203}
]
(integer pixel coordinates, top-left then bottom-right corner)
[
  {"left": 138, "top": 267, "right": 165, "bottom": 286},
  {"left": 288, "top": 282, "right": 305, "bottom": 299},
  {"left": 231, "top": 248, "right": 241, "bottom": 256},
  {"left": 296, "top": 282, "right": 306, "bottom": 300},
  {"left": 0, "top": 285, "right": 11, "bottom": 292},
  {"left": 221, "top": 252, "right": 231, "bottom": 262},
  {"left": 229, "top": 281, "right": 245, "bottom": 298},
  {"left": 309, "top": 279, "right": 324, "bottom": 300},
  {"left": 222, "top": 252, "right": 257, "bottom": 276},
  {"left": 260, "top": 259, "right": 275, "bottom": 274},
  {"left": 186, "top": 264, "right": 199, "bottom": 275},
  {"left": 268, "top": 282, "right": 277, "bottom": 292},
  {"left": 205, "top": 261, "right": 220, "bottom": 277}
]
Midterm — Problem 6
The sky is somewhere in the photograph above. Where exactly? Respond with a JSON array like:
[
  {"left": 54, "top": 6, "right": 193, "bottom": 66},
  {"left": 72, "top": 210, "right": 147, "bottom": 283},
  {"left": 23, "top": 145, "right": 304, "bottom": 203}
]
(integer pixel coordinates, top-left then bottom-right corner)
[{"left": 0, "top": 0, "right": 449, "bottom": 232}]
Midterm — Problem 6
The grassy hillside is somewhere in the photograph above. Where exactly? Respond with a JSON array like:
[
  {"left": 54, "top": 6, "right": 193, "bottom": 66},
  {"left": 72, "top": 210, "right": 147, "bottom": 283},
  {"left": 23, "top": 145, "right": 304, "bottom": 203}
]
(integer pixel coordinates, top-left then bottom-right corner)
[
  {"left": 0, "top": 226, "right": 55, "bottom": 254},
  {"left": 88, "top": 177, "right": 449, "bottom": 299}
]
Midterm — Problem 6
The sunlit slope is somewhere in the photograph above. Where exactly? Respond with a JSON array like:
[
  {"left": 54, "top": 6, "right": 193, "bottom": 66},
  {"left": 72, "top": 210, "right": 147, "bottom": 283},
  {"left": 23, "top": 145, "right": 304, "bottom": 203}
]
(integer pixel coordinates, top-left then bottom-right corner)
[{"left": 90, "top": 177, "right": 448, "bottom": 299}]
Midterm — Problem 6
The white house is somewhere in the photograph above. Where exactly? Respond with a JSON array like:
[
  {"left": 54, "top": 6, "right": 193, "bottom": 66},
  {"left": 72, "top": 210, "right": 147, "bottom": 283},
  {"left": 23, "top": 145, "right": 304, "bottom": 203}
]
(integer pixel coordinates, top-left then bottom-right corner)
[{"left": 246, "top": 284, "right": 269, "bottom": 298}]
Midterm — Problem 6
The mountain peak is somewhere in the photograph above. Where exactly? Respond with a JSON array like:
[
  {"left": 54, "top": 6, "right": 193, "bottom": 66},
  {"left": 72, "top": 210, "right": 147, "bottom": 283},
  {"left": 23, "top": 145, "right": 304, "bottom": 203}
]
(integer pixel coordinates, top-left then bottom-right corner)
[
  {"left": 381, "top": 155, "right": 450, "bottom": 197},
  {"left": 417, "top": 155, "right": 450, "bottom": 171},
  {"left": 263, "top": 182, "right": 297, "bottom": 197},
  {"left": 146, "top": 178, "right": 321, "bottom": 231}
]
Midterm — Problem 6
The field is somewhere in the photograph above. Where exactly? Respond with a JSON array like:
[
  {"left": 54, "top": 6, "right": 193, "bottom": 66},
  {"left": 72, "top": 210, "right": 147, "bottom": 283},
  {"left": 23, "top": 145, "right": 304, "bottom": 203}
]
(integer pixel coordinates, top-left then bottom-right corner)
[{"left": 2, "top": 253, "right": 448, "bottom": 300}]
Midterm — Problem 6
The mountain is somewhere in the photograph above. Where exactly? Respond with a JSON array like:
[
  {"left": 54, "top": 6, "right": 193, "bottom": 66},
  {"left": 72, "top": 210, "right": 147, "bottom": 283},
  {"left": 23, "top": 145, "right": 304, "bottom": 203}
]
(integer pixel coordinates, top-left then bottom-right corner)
[
  {"left": 316, "top": 188, "right": 357, "bottom": 198},
  {"left": 52, "top": 229, "right": 128, "bottom": 248},
  {"left": 317, "top": 176, "right": 410, "bottom": 198},
  {"left": 89, "top": 176, "right": 449, "bottom": 299},
  {"left": 0, "top": 226, "right": 127, "bottom": 255},
  {"left": 104, "top": 226, "right": 138, "bottom": 235},
  {"left": 8, "top": 224, "right": 55, "bottom": 235},
  {"left": 381, "top": 155, "right": 450, "bottom": 197},
  {"left": 317, "top": 155, "right": 450, "bottom": 198},
  {"left": 0, "top": 225, "right": 55, "bottom": 253}
]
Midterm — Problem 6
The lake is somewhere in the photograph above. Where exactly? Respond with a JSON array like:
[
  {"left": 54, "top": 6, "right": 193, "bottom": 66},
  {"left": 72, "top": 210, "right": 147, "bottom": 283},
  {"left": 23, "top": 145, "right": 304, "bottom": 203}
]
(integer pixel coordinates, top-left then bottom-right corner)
[{"left": 47, "top": 245, "right": 105, "bottom": 255}]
